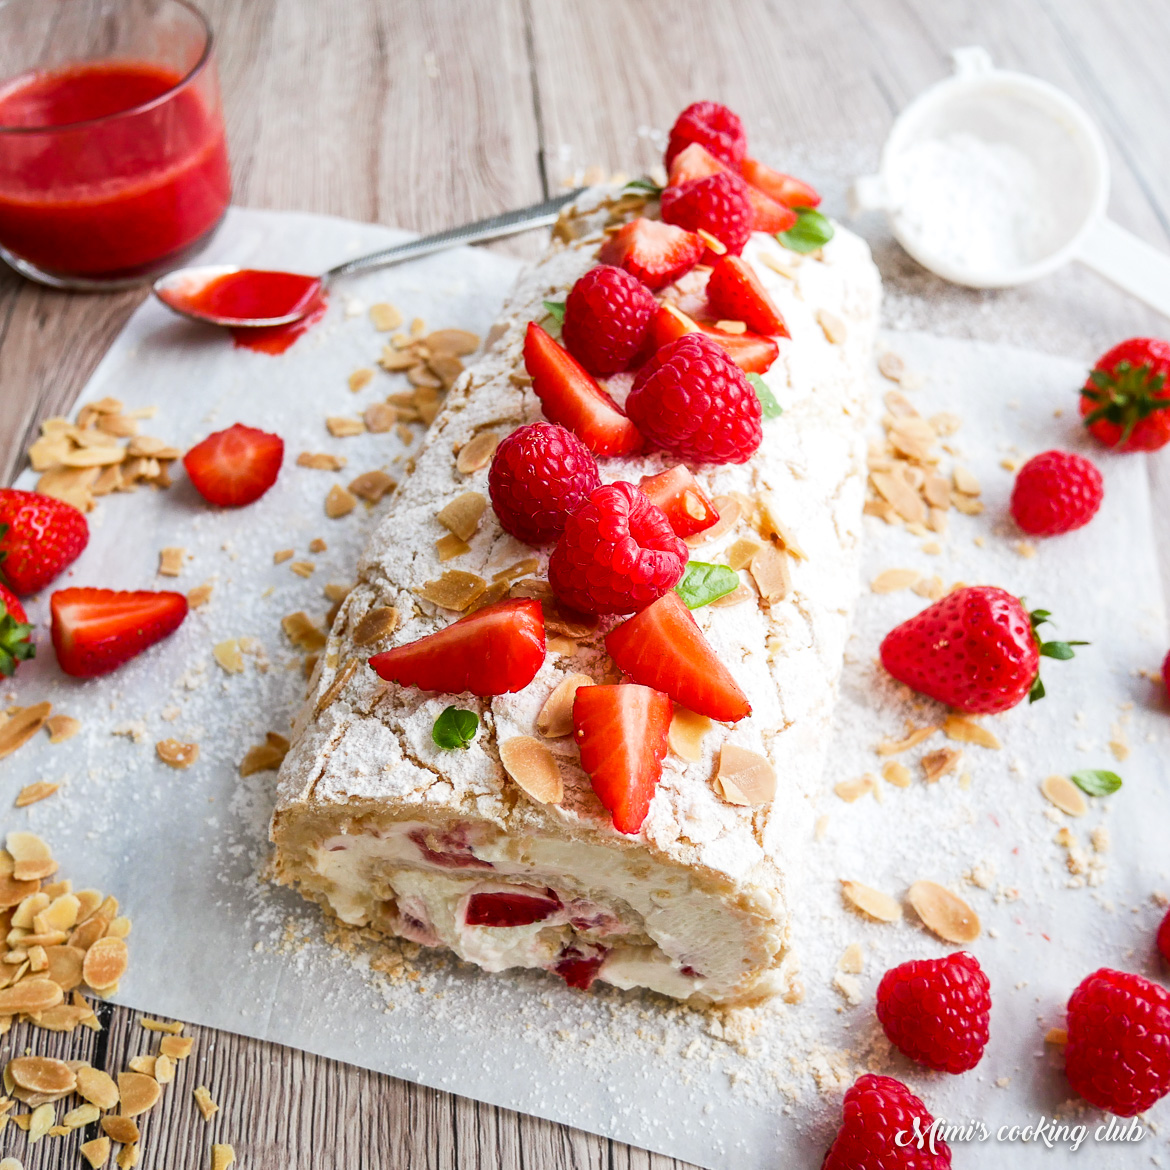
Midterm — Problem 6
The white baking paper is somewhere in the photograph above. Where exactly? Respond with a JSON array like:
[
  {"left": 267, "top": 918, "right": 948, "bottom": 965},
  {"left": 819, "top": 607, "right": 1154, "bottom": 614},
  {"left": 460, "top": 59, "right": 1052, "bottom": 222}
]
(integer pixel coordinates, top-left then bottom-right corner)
[{"left": 7, "top": 208, "right": 1169, "bottom": 1169}]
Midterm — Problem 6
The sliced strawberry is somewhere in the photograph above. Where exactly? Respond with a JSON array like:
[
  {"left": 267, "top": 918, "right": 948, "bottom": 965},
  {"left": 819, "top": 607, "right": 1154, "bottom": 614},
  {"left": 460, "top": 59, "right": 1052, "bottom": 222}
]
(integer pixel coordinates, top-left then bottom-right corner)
[
  {"left": 647, "top": 304, "right": 779, "bottom": 374},
  {"left": 597, "top": 218, "right": 703, "bottom": 291},
  {"left": 464, "top": 887, "right": 562, "bottom": 927},
  {"left": 605, "top": 591, "right": 750, "bottom": 722},
  {"left": 573, "top": 683, "right": 671, "bottom": 834},
  {"left": 523, "top": 323, "right": 642, "bottom": 457},
  {"left": 745, "top": 186, "right": 797, "bottom": 233},
  {"left": 368, "top": 598, "right": 545, "bottom": 697},
  {"left": 408, "top": 827, "right": 493, "bottom": 870},
  {"left": 706, "top": 255, "right": 788, "bottom": 337},
  {"left": 552, "top": 944, "right": 607, "bottom": 990},
  {"left": 740, "top": 157, "right": 821, "bottom": 208},
  {"left": 183, "top": 423, "right": 284, "bottom": 507},
  {"left": 669, "top": 144, "right": 795, "bottom": 232},
  {"left": 51, "top": 587, "right": 188, "bottom": 678},
  {"left": 638, "top": 465, "right": 719, "bottom": 539}
]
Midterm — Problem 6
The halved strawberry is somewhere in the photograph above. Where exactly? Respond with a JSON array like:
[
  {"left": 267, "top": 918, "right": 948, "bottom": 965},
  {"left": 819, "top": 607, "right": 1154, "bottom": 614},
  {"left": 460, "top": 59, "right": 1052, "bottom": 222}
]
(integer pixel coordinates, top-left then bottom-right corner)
[
  {"left": 638, "top": 465, "right": 719, "bottom": 538},
  {"left": 668, "top": 145, "right": 796, "bottom": 232},
  {"left": 523, "top": 323, "right": 642, "bottom": 457},
  {"left": 605, "top": 591, "right": 750, "bottom": 722},
  {"left": 744, "top": 186, "right": 797, "bottom": 233},
  {"left": 368, "top": 598, "right": 546, "bottom": 697},
  {"left": 706, "top": 255, "right": 789, "bottom": 337},
  {"left": 597, "top": 218, "right": 703, "bottom": 291},
  {"left": 464, "top": 887, "right": 561, "bottom": 927},
  {"left": 51, "top": 587, "right": 188, "bottom": 678},
  {"left": 183, "top": 423, "right": 284, "bottom": 507},
  {"left": 572, "top": 683, "right": 671, "bottom": 834},
  {"left": 647, "top": 304, "right": 779, "bottom": 374},
  {"left": 740, "top": 157, "right": 821, "bottom": 208}
]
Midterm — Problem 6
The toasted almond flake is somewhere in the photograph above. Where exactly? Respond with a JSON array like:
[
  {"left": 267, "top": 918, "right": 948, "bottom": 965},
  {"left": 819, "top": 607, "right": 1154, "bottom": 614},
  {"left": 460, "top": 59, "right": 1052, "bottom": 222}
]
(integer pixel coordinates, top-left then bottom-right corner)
[
  {"left": 156, "top": 547, "right": 185, "bottom": 578},
  {"left": 0, "top": 979, "right": 62, "bottom": 1014},
  {"left": 281, "top": 612, "right": 327, "bottom": 652},
  {"left": 0, "top": 872, "right": 38, "bottom": 911},
  {"left": 696, "top": 228, "right": 727, "bottom": 255},
  {"left": 290, "top": 560, "right": 316, "bottom": 579},
  {"left": 536, "top": 674, "right": 593, "bottom": 738},
  {"left": 70, "top": 916, "right": 108, "bottom": 952},
  {"left": 127, "top": 1055, "right": 155, "bottom": 1076},
  {"left": 296, "top": 452, "right": 346, "bottom": 472},
  {"left": 273, "top": 549, "right": 294, "bottom": 564},
  {"left": 888, "top": 416, "right": 938, "bottom": 463},
  {"left": 82, "top": 937, "right": 128, "bottom": 991},
  {"left": 154, "top": 1054, "right": 175, "bottom": 1085},
  {"left": 193, "top": 1085, "right": 218, "bottom": 1121},
  {"left": 455, "top": 432, "right": 501, "bottom": 474},
  {"left": 351, "top": 606, "right": 399, "bottom": 647},
  {"left": 326, "top": 416, "right": 365, "bottom": 439},
  {"left": 140, "top": 1017, "right": 184, "bottom": 1035},
  {"left": 44, "top": 945, "right": 84, "bottom": 992},
  {"left": 12, "top": 892, "right": 47, "bottom": 929},
  {"left": 499, "top": 736, "right": 563, "bottom": 804},
  {"left": 159, "top": 1034, "right": 193, "bottom": 1059},
  {"left": 0, "top": 704, "right": 53, "bottom": 762},
  {"left": 878, "top": 351, "right": 906, "bottom": 381},
  {"left": 81, "top": 1136, "right": 111, "bottom": 1168},
  {"left": 63, "top": 1102, "right": 101, "bottom": 1130},
  {"left": 325, "top": 484, "right": 357, "bottom": 519},
  {"left": 6, "top": 833, "right": 54, "bottom": 882},
  {"left": 417, "top": 570, "right": 487, "bottom": 612},
  {"left": 920, "top": 747, "right": 962, "bottom": 783},
  {"left": 116, "top": 1072, "right": 158, "bottom": 1119},
  {"left": 943, "top": 714, "right": 1001, "bottom": 749},
  {"left": 715, "top": 744, "right": 776, "bottom": 806},
  {"left": 816, "top": 308, "right": 847, "bottom": 343},
  {"left": 60, "top": 445, "right": 124, "bottom": 468},
  {"left": 125, "top": 435, "right": 180, "bottom": 459},
  {"left": 14, "top": 782, "right": 58, "bottom": 809},
  {"left": 1041, "top": 774, "right": 1088, "bottom": 817},
  {"left": 348, "top": 368, "right": 375, "bottom": 393},
  {"left": 1045, "top": 1027, "right": 1068, "bottom": 1046},
  {"left": 950, "top": 491, "right": 984, "bottom": 516},
  {"left": 749, "top": 544, "right": 791, "bottom": 603},
  {"left": 428, "top": 354, "right": 465, "bottom": 391},
  {"left": 345, "top": 471, "right": 396, "bottom": 506},
  {"left": 370, "top": 303, "right": 403, "bottom": 331},
  {"left": 667, "top": 707, "right": 713, "bottom": 763},
  {"left": 834, "top": 775, "right": 873, "bottom": 803},
  {"left": 870, "top": 568, "right": 920, "bottom": 594},
  {"left": 922, "top": 473, "right": 950, "bottom": 509},
  {"left": 406, "top": 363, "right": 442, "bottom": 390},
  {"left": 841, "top": 880, "right": 902, "bottom": 923},
  {"left": 363, "top": 402, "right": 397, "bottom": 434},
  {"left": 726, "top": 538, "right": 762, "bottom": 572},
  {"left": 509, "top": 578, "right": 553, "bottom": 601},
  {"left": 323, "top": 583, "right": 351, "bottom": 605},
  {"left": 212, "top": 639, "right": 245, "bottom": 674},
  {"left": 952, "top": 466, "right": 980, "bottom": 495},
  {"left": 756, "top": 497, "right": 807, "bottom": 559},
  {"left": 881, "top": 760, "right": 912, "bottom": 788},
  {"left": 156, "top": 739, "right": 199, "bottom": 770},
  {"left": 912, "top": 575, "right": 946, "bottom": 601},
  {"left": 8, "top": 1057, "right": 75, "bottom": 1095},
  {"left": 1014, "top": 540, "right": 1036, "bottom": 559},
  {"left": 908, "top": 880, "right": 980, "bottom": 943},
  {"left": 40, "top": 893, "right": 79, "bottom": 932},
  {"left": 239, "top": 732, "right": 291, "bottom": 777},
  {"left": 76, "top": 1068, "right": 118, "bottom": 1111},
  {"left": 116, "top": 1144, "right": 139, "bottom": 1169},
  {"left": 433, "top": 533, "right": 470, "bottom": 562},
  {"left": 435, "top": 491, "right": 487, "bottom": 542},
  {"left": 875, "top": 725, "right": 938, "bottom": 755},
  {"left": 838, "top": 943, "right": 865, "bottom": 975},
  {"left": 43, "top": 711, "right": 81, "bottom": 746},
  {"left": 870, "top": 468, "right": 928, "bottom": 526},
  {"left": 713, "top": 318, "right": 746, "bottom": 335},
  {"left": 28, "top": 1101, "right": 53, "bottom": 1143},
  {"left": 211, "top": 1144, "right": 236, "bottom": 1170},
  {"left": 314, "top": 659, "right": 359, "bottom": 717},
  {"left": 425, "top": 328, "right": 479, "bottom": 357},
  {"left": 101, "top": 1115, "right": 139, "bottom": 1143}
]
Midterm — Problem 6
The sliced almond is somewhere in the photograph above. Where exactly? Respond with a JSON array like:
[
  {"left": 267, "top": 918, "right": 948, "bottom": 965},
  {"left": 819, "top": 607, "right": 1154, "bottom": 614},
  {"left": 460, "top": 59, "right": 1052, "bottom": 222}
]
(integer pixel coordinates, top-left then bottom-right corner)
[
  {"left": 943, "top": 714, "right": 1001, "bottom": 749},
  {"left": 325, "top": 484, "right": 357, "bottom": 519},
  {"left": 211, "top": 1144, "right": 236, "bottom": 1170},
  {"left": 870, "top": 468, "right": 927, "bottom": 526},
  {"left": 875, "top": 725, "right": 938, "bottom": 755},
  {"left": 116, "top": 1073, "right": 158, "bottom": 1118},
  {"left": 126, "top": 435, "right": 180, "bottom": 460},
  {"left": 290, "top": 561, "right": 315, "bottom": 578},
  {"left": 45, "top": 714, "right": 81, "bottom": 744},
  {"left": 907, "top": 879, "right": 980, "bottom": 943},
  {"left": 117, "top": 1143, "right": 139, "bottom": 1169},
  {"left": 370, "top": 302, "right": 403, "bottom": 331},
  {"left": 685, "top": 494, "right": 740, "bottom": 548},
  {"left": 82, "top": 937, "right": 128, "bottom": 991},
  {"left": 76, "top": 1067, "right": 119, "bottom": 1111},
  {"left": 281, "top": 612, "right": 327, "bottom": 652},
  {"left": 536, "top": 674, "right": 593, "bottom": 738},
  {"left": 920, "top": 747, "right": 962, "bottom": 783},
  {"left": 297, "top": 452, "right": 345, "bottom": 472},
  {"left": 28, "top": 1101, "right": 53, "bottom": 1143},
  {"left": 878, "top": 351, "right": 905, "bottom": 381},
  {"left": 7, "top": 832, "right": 55, "bottom": 882},
  {"left": 881, "top": 760, "right": 912, "bottom": 788},
  {"left": 348, "top": 470, "right": 396, "bottom": 503},
  {"left": 416, "top": 571, "right": 487, "bottom": 612},
  {"left": 352, "top": 606, "right": 399, "bottom": 647},
  {"left": 0, "top": 704, "right": 53, "bottom": 762},
  {"left": 326, "top": 416, "right": 366, "bottom": 438},
  {"left": 156, "top": 739, "right": 199, "bottom": 770},
  {"left": 81, "top": 1136, "right": 112, "bottom": 1168},
  {"left": 726, "top": 538, "right": 762, "bottom": 572},
  {"left": 668, "top": 707, "right": 713, "bottom": 763},
  {"left": 841, "top": 880, "right": 902, "bottom": 923},
  {"left": 63, "top": 1102, "right": 101, "bottom": 1129},
  {"left": 13, "top": 892, "right": 48, "bottom": 928},
  {"left": 1045, "top": 1027, "right": 1069, "bottom": 1046},
  {"left": 757, "top": 496, "right": 807, "bottom": 559},
  {"left": 952, "top": 466, "right": 981, "bottom": 495},
  {"left": 870, "top": 568, "right": 920, "bottom": 594},
  {"left": 951, "top": 491, "right": 984, "bottom": 516},
  {"left": 436, "top": 491, "right": 487, "bottom": 542},
  {"left": 239, "top": 732, "right": 291, "bottom": 777},
  {"left": 40, "top": 893, "right": 79, "bottom": 932},
  {"left": 715, "top": 744, "right": 776, "bottom": 806},
  {"left": 212, "top": 640, "right": 245, "bottom": 674},
  {"left": 0, "top": 979, "right": 62, "bottom": 1014},
  {"left": 696, "top": 228, "right": 727, "bottom": 255},
  {"left": 435, "top": 533, "right": 470, "bottom": 562},
  {"left": 193, "top": 1085, "right": 219, "bottom": 1121},
  {"left": 425, "top": 329, "right": 479, "bottom": 357},
  {"left": 499, "top": 737, "right": 563, "bottom": 805},
  {"left": 8, "top": 1056, "right": 75, "bottom": 1095},
  {"left": 153, "top": 1053, "right": 175, "bottom": 1085},
  {"left": 834, "top": 775, "right": 874, "bottom": 803},
  {"left": 44, "top": 945, "right": 85, "bottom": 991},
  {"left": 159, "top": 1034, "right": 193, "bottom": 1059},
  {"left": 455, "top": 432, "right": 500, "bottom": 474},
  {"left": 102, "top": 1114, "right": 140, "bottom": 1143},
  {"left": 816, "top": 308, "right": 847, "bottom": 343},
  {"left": 749, "top": 544, "right": 791, "bottom": 603},
  {"left": 15, "top": 782, "right": 58, "bottom": 808},
  {"left": 140, "top": 1018, "right": 183, "bottom": 1035},
  {"left": 127, "top": 1056, "right": 156, "bottom": 1077},
  {"left": 1041, "top": 775, "right": 1088, "bottom": 817}
]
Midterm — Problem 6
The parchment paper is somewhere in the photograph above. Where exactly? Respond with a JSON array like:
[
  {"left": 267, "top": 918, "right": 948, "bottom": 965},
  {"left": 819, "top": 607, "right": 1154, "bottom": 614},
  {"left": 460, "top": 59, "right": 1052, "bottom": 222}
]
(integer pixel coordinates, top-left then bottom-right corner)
[{"left": 6, "top": 208, "right": 1169, "bottom": 1168}]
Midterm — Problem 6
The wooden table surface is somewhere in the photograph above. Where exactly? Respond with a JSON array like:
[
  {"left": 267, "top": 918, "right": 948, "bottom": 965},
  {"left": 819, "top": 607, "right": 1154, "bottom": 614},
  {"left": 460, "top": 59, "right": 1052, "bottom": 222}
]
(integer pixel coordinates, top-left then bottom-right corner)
[{"left": 2, "top": 2, "right": 1169, "bottom": 1166}]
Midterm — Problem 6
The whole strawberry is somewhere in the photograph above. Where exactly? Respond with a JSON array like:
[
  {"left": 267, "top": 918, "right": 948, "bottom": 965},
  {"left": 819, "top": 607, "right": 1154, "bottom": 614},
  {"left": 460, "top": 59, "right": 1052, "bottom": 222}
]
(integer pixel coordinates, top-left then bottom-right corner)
[
  {"left": 0, "top": 488, "right": 88, "bottom": 595},
  {"left": 822, "top": 1074, "right": 951, "bottom": 1170},
  {"left": 1065, "top": 967, "right": 1170, "bottom": 1116},
  {"left": 1080, "top": 337, "right": 1170, "bottom": 452},
  {"left": 1010, "top": 450, "right": 1103, "bottom": 536},
  {"left": 1158, "top": 906, "right": 1170, "bottom": 966},
  {"left": 0, "top": 584, "right": 34, "bottom": 677},
  {"left": 664, "top": 101, "right": 747, "bottom": 169},
  {"left": 660, "top": 172, "right": 753, "bottom": 259},
  {"left": 561, "top": 265, "right": 657, "bottom": 376},
  {"left": 875, "top": 951, "right": 991, "bottom": 1073},
  {"left": 627, "top": 333, "right": 762, "bottom": 465},
  {"left": 880, "top": 586, "right": 1083, "bottom": 713}
]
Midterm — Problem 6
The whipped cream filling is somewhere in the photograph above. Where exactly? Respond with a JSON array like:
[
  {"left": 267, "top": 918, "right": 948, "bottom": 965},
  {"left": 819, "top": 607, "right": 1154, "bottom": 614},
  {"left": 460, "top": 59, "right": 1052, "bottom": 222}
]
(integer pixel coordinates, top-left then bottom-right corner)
[{"left": 309, "top": 821, "right": 764, "bottom": 998}]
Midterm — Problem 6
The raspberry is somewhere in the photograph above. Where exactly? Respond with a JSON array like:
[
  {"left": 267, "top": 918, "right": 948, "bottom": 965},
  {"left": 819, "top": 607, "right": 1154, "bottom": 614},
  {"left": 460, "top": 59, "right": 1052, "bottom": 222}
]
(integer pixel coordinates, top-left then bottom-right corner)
[
  {"left": 547, "top": 481, "right": 687, "bottom": 614},
  {"left": 626, "top": 333, "right": 762, "bottom": 465},
  {"left": 561, "top": 265, "right": 657, "bottom": 376},
  {"left": 1010, "top": 450, "right": 1104, "bottom": 536},
  {"left": 1158, "top": 906, "right": 1170, "bottom": 965},
  {"left": 1065, "top": 967, "right": 1170, "bottom": 1116},
  {"left": 822, "top": 1074, "right": 951, "bottom": 1170},
  {"left": 664, "top": 101, "right": 747, "bottom": 168},
  {"left": 660, "top": 172, "right": 752, "bottom": 259},
  {"left": 488, "top": 423, "right": 601, "bottom": 546},
  {"left": 875, "top": 951, "right": 991, "bottom": 1073}
]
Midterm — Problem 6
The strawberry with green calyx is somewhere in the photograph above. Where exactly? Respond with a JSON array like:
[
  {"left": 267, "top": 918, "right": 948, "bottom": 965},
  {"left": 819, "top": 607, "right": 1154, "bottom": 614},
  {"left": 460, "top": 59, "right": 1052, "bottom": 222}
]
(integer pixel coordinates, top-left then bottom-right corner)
[
  {"left": 0, "top": 488, "right": 89, "bottom": 596},
  {"left": 0, "top": 584, "right": 34, "bottom": 677},
  {"left": 880, "top": 586, "right": 1085, "bottom": 714},
  {"left": 1080, "top": 338, "right": 1170, "bottom": 453}
]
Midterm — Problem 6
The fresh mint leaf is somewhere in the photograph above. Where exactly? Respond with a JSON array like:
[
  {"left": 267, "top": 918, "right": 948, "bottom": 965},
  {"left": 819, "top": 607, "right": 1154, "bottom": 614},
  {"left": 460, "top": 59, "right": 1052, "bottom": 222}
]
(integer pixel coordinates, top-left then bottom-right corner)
[
  {"left": 542, "top": 300, "right": 566, "bottom": 325},
  {"left": 778, "top": 207, "right": 834, "bottom": 254},
  {"left": 675, "top": 561, "right": 739, "bottom": 609},
  {"left": 432, "top": 706, "right": 479, "bottom": 750},
  {"left": 747, "top": 373, "right": 783, "bottom": 419},
  {"left": 1070, "top": 769, "right": 1123, "bottom": 797},
  {"left": 624, "top": 177, "right": 663, "bottom": 195}
]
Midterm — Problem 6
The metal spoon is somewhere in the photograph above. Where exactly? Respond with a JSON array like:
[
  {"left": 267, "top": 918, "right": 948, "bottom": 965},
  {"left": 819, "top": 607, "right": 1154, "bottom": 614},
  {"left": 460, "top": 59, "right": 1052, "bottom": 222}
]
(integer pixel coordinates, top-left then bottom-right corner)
[{"left": 153, "top": 187, "right": 587, "bottom": 328}]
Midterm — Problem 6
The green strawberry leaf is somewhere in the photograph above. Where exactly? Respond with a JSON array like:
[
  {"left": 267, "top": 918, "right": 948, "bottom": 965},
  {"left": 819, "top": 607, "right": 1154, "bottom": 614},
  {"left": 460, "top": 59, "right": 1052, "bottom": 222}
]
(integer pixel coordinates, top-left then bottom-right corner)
[
  {"left": 542, "top": 300, "right": 566, "bottom": 326},
  {"left": 1070, "top": 769, "right": 1123, "bottom": 797},
  {"left": 1039, "top": 639, "right": 1087, "bottom": 661},
  {"left": 777, "top": 207, "right": 834, "bottom": 254},
  {"left": 432, "top": 706, "right": 479, "bottom": 751},
  {"left": 747, "top": 373, "right": 783, "bottom": 419},
  {"left": 624, "top": 177, "right": 664, "bottom": 195},
  {"left": 675, "top": 562, "right": 739, "bottom": 609},
  {"left": 1028, "top": 675, "right": 1046, "bottom": 703}
]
